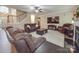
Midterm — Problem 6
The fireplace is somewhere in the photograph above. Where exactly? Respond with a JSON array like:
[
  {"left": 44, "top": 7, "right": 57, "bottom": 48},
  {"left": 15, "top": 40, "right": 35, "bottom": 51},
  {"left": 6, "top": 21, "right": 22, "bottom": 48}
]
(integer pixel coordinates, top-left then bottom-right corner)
[{"left": 48, "top": 25, "right": 56, "bottom": 30}]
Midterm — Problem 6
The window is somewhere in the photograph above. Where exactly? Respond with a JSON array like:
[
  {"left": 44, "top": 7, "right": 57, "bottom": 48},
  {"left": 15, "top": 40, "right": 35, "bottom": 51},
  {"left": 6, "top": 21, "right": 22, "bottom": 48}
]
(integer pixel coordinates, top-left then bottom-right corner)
[
  {"left": 31, "top": 14, "right": 35, "bottom": 23},
  {"left": 0, "top": 6, "right": 9, "bottom": 13}
]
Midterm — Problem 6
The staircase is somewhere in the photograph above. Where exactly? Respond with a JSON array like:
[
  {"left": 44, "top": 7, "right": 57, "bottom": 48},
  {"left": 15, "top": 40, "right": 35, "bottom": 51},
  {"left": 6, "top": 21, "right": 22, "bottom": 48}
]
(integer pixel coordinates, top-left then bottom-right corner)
[
  {"left": 7, "top": 12, "right": 27, "bottom": 29},
  {"left": 17, "top": 12, "right": 27, "bottom": 22}
]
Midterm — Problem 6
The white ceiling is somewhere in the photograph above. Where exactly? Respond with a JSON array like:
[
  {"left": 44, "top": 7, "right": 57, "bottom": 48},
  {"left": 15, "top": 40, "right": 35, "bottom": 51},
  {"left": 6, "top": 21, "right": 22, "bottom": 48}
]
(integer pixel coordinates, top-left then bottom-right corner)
[{"left": 6, "top": 5, "right": 75, "bottom": 15}]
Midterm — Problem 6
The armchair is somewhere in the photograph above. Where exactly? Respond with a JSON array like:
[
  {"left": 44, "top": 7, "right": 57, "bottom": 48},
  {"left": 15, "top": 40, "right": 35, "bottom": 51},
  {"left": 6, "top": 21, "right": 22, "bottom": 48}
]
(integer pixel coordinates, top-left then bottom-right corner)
[{"left": 63, "top": 23, "right": 74, "bottom": 46}]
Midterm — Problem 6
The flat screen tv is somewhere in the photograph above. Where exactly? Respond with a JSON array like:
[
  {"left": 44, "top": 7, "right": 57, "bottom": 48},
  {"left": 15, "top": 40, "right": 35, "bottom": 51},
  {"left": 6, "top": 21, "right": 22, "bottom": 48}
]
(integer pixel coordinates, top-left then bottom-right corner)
[{"left": 47, "top": 16, "right": 59, "bottom": 23}]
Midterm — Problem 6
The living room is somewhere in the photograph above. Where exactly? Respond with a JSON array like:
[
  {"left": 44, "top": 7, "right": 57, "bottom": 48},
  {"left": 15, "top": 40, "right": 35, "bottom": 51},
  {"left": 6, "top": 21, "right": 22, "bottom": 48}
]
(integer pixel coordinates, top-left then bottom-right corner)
[{"left": 0, "top": 5, "right": 77, "bottom": 53}]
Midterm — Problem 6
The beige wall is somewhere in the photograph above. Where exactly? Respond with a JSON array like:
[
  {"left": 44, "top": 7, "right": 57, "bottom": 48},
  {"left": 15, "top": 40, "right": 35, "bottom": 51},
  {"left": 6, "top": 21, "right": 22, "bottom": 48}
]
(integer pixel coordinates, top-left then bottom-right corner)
[
  {"left": 13, "top": 13, "right": 31, "bottom": 29},
  {"left": 0, "top": 8, "right": 31, "bottom": 29},
  {"left": 36, "top": 11, "right": 73, "bottom": 28},
  {"left": 13, "top": 10, "right": 30, "bottom": 29}
]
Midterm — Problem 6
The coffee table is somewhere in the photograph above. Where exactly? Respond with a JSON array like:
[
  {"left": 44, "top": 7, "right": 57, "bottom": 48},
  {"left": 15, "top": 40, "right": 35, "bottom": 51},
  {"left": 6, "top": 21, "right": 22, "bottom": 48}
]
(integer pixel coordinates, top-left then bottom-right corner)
[{"left": 36, "top": 28, "right": 48, "bottom": 36}]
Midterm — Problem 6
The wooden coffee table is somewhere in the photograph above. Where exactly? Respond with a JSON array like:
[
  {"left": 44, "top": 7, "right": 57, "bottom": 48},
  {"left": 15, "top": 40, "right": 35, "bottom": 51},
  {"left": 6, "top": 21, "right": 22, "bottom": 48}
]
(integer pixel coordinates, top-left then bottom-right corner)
[{"left": 36, "top": 28, "right": 48, "bottom": 36}]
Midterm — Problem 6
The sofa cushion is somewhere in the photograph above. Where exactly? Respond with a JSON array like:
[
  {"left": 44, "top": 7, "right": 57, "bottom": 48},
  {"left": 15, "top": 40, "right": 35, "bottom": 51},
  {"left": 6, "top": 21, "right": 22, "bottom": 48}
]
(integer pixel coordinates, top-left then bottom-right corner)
[
  {"left": 13, "top": 33, "right": 32, "bottom": 40},
  {"left": 24, "top": 36, "right": 35, "bottom": 52},
  {"left": 14, "top": 39, "right": 31, "bottom": 53},
  {"left": 33, "top": 37, "right": 46, "bottom": 52},
  {"left": 7, "top": 28, "right": 24, "bottom": 39},
  {"left": 24, "top": 36, "right": 46, "bottom": 52}
]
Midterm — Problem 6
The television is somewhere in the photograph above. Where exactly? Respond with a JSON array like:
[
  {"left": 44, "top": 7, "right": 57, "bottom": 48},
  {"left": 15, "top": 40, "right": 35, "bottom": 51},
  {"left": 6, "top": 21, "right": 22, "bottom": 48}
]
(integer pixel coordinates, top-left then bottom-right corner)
[{"left": 47, "top": 16, "right": 59, "bottom": 23}]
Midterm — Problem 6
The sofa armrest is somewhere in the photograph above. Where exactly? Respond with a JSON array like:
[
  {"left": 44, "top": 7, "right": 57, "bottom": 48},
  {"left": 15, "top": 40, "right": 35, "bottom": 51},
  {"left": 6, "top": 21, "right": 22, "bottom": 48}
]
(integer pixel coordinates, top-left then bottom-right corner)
[
  {"left": 33, "top": 37, "right": 46, "bottom": 52},
  {"left": 14, "top": 39, "right": 31, "bottom": 53},
  {"left": 6, "top": 30, "right": 15, "bottom": 44},
  {"left": 37, "top": 37, "right": 46, "bottom": 42}
]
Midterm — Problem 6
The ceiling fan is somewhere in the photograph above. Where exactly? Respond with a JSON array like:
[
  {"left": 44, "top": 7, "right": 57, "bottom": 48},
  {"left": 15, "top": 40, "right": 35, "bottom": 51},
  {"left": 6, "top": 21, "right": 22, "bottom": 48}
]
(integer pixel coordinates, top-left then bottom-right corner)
[
  {"left": 34, "top": 6, "right": 43, "bottom": 13},
  {"left": 31, "top": 6, "right": 43, "bottom": 13}
]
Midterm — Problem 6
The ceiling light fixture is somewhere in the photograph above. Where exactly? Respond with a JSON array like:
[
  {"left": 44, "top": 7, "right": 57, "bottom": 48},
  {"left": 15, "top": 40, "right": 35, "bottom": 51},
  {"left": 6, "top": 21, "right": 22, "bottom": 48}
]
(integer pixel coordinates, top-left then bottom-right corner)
[
  {"left": 30, "top": 6, "right": 43, "bottom": 13},
  {"left": 34, "top": 6, "right": 43, "bottom": 13}
]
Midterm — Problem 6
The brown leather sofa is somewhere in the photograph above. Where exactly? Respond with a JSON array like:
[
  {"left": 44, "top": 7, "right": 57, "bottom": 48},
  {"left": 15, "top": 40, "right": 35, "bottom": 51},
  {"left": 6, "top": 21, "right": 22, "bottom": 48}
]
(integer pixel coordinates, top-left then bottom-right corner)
[
  {"left": 57, "top": 23, "right": 73, "bottom": 34},
  {"left": 6, "top": 26, "right": 25, "bottom": 43},
  {"left": 6, "top": 27, "right": 46, "bottom": 52},
  {"left": 6, "top": 27, "right": 70, "bottom": 53},
  {"left": 63, "top": 23, "right": 74, "bottom": 45},
  {"left": 24, "top": 23, "right": 40, "bottom": 33}
]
